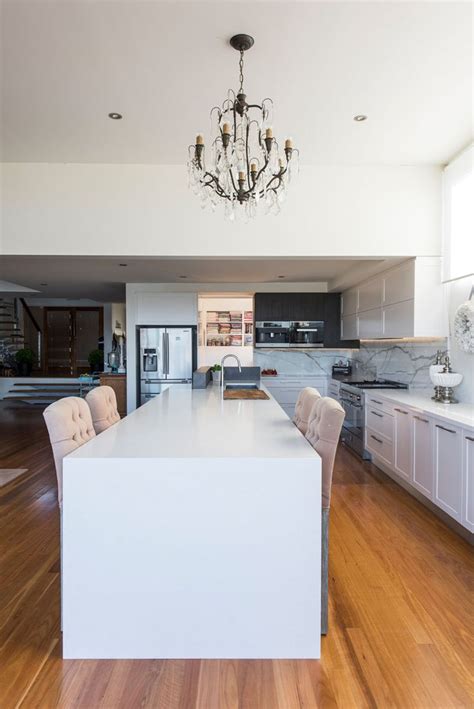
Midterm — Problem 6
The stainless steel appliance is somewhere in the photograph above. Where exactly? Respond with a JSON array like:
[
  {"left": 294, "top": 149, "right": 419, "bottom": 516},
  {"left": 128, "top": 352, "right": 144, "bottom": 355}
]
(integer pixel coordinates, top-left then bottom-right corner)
[
  {"left": 255, "top": 322, "right": 290, "bottom": 348},
  {"left": 339, "top": 379, "right": 408, "bottom": 459},
  {"left": 138, "top": 326, "right": 197, "bottom": 406},
  {"left": 289, "top": 321, "right": 325, "bottom": 348}
]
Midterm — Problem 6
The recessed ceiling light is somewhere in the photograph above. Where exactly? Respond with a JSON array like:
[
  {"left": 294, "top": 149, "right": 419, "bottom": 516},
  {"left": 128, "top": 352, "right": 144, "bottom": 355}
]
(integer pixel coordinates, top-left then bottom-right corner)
[
  {"left": 108, "top": 112, "right": 123, "bottom": 120},
  {"left": 119, "top": 263, "right": 127, "bottom": 267},
  {"left": 353, "top": 114, "right": 367, "bottom": 122},
  {"left": 277, "top": 275, "right": 285, "bottom": 279}
]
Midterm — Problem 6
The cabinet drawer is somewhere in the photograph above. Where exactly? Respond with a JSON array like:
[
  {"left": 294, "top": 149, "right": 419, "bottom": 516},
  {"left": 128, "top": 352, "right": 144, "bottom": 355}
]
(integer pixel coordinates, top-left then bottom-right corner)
[
  {"left": 366, "top": 428, "right": 394, "bottom": 465},
  {"left": 366, "top": 407, "right": 394, "bottom": 440},
  {"left": 365, "top": 394, "right": 393, "bottom": 414}
]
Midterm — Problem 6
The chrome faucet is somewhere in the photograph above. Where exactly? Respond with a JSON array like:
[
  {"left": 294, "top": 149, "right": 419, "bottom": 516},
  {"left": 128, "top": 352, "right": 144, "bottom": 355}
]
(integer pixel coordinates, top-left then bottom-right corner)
[{"left": 220, "top": 354, "right": 242, "bottom": 395}]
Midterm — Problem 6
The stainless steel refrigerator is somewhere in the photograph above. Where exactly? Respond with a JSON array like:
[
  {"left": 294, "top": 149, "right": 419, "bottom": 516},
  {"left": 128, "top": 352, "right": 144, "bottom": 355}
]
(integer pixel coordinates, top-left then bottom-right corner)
[{"left": 137, "top": 326, "right": 197, "bottom": 406}]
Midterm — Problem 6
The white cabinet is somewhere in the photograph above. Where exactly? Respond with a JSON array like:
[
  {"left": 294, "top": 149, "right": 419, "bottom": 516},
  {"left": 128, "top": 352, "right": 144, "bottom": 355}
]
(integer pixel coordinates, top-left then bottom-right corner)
[
  {"left": 264, "top": 376, "right": 328, "bottom": 419},
  {"left": 328, "top": 380, "right": 340, "bottom": 401},
  {"left": 136, "top": 292, "right": 198, "bottom": 326},
  {"left": 358, "top": 278, "right": 383, "bottom": 312},
  {"left": 411, "top": 413, "right": 434, "bottom": 499},
  {"left": 341, "top": 289, "right": 358, "bottom": 316},
  {"left": 340, "top": 258, "right": 447, "bottom": 339},
  {"left": 462, "top": 432, "right": 474, "bottom": 532},
  {"left": 341, "top": 314, "right": 358, "bottom": 340},
  {"left": 433, "top": 421, "right": 463, "bottom": 522},
  {"left": 393, "top": 406, "right": 412, "bottom": 481},
  {"left": 383, "top": 261, "right": 414, "bottom": 306},
  {"left": 358, "top": 309, "right": 383, "bottom": 339},
  {"left": 383, "top": 300, "right": 414, "bottom": 339}
]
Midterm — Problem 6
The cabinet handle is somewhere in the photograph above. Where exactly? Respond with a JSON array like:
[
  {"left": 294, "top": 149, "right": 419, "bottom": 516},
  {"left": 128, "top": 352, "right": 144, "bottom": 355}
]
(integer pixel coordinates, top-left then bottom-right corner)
[
  {"left": 466, "top": 436, "right": 474, "bottom": 442},
  {"left": 370, "top": 399, "right": 383, "bottom": 405},
  {"left": 435, "top": 424, "right": 456, "bottom": 434},
  {"left": 370, "top": 434, "right": 383, "bottom": 444},
  {"left": 371, "top": 411, "right": 383, "bottom": 418},
  {"left": 394, "top": 408, "right": 408, "bottom": 414},
  {"left": 413, "top": 415, "right": 429, "bottom": 423}
]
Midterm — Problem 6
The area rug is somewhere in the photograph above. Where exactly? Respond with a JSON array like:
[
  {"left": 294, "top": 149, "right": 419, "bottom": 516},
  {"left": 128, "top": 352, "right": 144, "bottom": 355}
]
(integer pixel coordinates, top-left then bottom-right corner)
[{"left": 0, "top": 469, "right": 29, "bottom": 487}]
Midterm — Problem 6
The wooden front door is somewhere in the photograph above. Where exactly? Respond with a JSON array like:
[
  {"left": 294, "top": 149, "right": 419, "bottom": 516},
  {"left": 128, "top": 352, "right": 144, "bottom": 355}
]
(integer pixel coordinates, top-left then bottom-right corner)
[{"left": 44, "top": 308, "right": 103, "bottom": 376}]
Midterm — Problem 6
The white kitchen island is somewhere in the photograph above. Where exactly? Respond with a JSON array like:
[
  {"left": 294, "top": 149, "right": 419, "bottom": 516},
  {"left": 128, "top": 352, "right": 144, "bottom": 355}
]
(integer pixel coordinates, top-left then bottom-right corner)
[{"left": 62, "top": 384, "right": 321, "bottom": 659}]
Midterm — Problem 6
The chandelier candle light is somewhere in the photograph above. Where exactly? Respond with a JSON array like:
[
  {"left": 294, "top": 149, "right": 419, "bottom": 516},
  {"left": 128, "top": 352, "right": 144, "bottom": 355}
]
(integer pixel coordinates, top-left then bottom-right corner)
[{"left": 187, "top": 34, "right": 299, "bottom": 219}]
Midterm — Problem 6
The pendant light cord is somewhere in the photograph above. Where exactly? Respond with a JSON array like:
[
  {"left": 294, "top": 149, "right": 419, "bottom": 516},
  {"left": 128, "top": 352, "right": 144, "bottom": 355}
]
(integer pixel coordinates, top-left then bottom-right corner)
[{"left": 239, "top": 49, "right": 245, "bottom": 93}]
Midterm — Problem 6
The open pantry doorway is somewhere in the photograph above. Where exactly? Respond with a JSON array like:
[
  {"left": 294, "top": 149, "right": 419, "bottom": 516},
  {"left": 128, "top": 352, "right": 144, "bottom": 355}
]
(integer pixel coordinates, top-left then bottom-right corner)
[{"left": 198, "top": 294, "right": 254, "bottom": 368}]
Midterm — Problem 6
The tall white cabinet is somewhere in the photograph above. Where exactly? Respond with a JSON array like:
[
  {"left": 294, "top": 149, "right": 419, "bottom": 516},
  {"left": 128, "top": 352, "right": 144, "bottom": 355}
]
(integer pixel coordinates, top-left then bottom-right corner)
[{"left": 341, "top": 258, "right": 447, "bottom": 339}]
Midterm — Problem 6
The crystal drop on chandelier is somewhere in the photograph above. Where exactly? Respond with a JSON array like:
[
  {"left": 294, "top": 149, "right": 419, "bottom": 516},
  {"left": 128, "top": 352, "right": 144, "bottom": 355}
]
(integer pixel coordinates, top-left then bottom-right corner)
[{"left": 187, "top": 34, "right": 299, "bottom": 219}]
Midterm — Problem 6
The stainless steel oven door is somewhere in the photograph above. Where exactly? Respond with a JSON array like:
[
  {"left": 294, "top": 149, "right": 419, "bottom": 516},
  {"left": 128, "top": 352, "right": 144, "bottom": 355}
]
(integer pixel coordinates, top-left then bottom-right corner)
[{"left": 340, "top": 395, "right": 364, "bottom": 439}]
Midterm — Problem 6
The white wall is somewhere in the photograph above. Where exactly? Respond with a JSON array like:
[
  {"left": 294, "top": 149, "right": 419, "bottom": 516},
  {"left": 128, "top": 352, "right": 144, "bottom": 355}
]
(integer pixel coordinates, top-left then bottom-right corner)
[
  {"left": 126, "top": 284, "right": 198, "bottom": 411},
  {"left": 446, "top": 276, "right": 474, "bottom": 404},
  {"left": 2, "top": 163, "right": 441, "bottom": 257}
]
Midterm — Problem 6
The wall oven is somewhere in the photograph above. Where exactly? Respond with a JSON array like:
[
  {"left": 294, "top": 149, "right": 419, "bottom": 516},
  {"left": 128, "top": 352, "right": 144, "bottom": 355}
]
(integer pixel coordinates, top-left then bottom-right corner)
[
  {"left": 255, "top": 322, "right": 290, "bottom": 348},
  {"left": 289, "top": 321, "right": 325, "bottom": 348}
]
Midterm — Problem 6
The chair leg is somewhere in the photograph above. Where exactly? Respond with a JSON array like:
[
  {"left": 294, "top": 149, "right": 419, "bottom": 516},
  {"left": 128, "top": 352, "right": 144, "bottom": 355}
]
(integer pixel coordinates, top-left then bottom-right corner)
[{"left": 321, "top": 508, "right": 329, "bottom": 635}]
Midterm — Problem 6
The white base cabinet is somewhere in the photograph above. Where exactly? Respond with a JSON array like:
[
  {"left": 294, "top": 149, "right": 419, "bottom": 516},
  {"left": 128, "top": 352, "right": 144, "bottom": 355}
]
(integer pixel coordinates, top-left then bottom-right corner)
[
  {"left": 433, "top": 422, "right": 463, "bottom": 522},
  {"left": 411, "top": 413, "right": 434, "bottom": 499},
  {"left": 365, "top": 393, "right": 473, "bottom": 534},
  {"left": 462, "top": 433, "right": 474, "bottom": 532},
  {"left": 263, "top": 376, "right": 328, "bottom": 420}
]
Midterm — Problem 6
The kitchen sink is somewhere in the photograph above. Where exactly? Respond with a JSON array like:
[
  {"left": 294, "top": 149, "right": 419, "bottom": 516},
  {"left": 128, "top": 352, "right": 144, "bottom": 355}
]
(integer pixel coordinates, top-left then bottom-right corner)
[{"left": 225, "top": 383, "right": 260, "bottom": 390}]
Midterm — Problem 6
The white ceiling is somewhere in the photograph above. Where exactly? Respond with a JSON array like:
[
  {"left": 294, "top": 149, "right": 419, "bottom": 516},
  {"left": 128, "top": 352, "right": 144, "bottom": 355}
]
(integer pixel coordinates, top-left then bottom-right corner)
[
  {"left": 1, "top": 1, "right": 472, "bottom": 166},
  {"left": 0, "top": 255, "right": 395, "bottom": 301}
]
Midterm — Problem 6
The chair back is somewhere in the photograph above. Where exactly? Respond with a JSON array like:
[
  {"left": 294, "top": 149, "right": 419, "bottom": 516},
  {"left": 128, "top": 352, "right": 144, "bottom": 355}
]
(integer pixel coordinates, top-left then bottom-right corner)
[
  {"left": 305, "top": 397, "right": 345, "bottom": 509},
  {"left": 86, "top": 385, "right": 121, "bottom": 434},
  {"left": 43, "top": 396, "right": 96, "bottom": 507},
  {"left": 293, "top": 387, "right": 321, "bottom": 435}
]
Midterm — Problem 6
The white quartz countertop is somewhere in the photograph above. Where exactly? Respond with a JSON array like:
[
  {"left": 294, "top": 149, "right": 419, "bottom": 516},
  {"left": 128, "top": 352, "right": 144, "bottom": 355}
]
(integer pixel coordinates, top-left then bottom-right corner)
[
  {"left": 365, "top": 389, "right": 474, "bottom": 429},
  {"left": 70, "top": 384, "right": 317, "bottom": 460}
]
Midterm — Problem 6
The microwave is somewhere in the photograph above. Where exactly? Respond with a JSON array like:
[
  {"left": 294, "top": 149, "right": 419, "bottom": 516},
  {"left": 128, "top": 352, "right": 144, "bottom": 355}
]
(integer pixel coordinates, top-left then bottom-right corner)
[
  {"left": 289, "top": 321, "right": 325, "bottom": 348},
  {"left": 255, "top": 322, "right": 290, "bottom": 348}
]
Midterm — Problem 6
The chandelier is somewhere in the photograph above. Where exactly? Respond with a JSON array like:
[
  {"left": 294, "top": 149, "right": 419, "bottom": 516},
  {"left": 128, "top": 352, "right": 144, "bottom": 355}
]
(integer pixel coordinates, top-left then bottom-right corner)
[{"left": 187, "top": 34, "right": 299, "bottom": 219}]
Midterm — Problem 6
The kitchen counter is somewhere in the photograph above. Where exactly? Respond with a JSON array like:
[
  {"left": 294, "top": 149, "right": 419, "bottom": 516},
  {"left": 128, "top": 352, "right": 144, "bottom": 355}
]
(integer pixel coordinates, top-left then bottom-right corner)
[
  {"left": 62, "top": 384, "right": 321, "bottom": 659},
  {"left": 365, "top": 389, "right": 474, "bottom": 430}
]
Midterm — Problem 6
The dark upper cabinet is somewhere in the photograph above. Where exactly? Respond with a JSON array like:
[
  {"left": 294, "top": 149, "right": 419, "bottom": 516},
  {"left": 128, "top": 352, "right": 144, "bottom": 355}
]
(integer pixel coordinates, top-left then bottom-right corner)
[{"left": 254, "top": 292, "right": 359, "bottom": 348}]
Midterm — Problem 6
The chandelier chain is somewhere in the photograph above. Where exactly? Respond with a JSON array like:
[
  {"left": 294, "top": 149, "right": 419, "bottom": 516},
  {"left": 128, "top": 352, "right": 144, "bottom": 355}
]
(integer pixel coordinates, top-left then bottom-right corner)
[{"left": 239, "top": 49, "right": 244, "bottom": 93}]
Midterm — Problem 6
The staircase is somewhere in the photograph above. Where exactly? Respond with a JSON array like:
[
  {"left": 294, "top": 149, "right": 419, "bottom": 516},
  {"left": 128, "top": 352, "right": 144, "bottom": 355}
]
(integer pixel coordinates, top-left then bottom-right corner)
[
  {"left": 2, "top": 380, "right": 98, "bottom": 407},
  {"left": 0, "top": 298, "right": 26, "bottom": 366}
]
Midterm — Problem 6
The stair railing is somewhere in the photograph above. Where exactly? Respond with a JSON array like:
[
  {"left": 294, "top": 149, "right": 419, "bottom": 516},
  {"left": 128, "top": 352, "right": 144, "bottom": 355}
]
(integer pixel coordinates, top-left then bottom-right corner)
[{"left": 19, "top": 298, "right": 42, "bottom": 370}]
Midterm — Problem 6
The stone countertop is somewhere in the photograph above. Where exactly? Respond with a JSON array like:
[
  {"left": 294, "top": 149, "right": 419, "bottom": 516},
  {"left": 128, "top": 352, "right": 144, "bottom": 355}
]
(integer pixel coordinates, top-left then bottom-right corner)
[
  {"left": 68, "top": 384, "right": 318, "bottom": 460},
  {"left": 364, "top": 389, "right": 474, "bottom": 430}
]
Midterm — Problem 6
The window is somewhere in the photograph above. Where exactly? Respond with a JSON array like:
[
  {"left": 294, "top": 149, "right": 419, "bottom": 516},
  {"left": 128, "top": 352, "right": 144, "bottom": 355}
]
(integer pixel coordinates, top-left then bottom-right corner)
[{"left": 442, "top": 144, "right": 474, "bottom": 282}]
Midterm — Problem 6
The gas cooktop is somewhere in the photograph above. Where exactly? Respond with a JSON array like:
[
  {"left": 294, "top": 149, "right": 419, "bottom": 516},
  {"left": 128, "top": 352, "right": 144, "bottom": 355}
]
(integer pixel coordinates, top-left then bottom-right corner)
[{"left": 341, "top": 379, "right": 408, "bottom": 390}]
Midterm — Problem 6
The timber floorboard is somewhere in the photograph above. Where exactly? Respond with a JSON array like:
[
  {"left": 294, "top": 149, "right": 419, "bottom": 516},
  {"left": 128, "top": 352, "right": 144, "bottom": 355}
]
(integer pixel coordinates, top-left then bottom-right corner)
[{"left": 0, "top": 401, "right": 473, "bottom": 708}]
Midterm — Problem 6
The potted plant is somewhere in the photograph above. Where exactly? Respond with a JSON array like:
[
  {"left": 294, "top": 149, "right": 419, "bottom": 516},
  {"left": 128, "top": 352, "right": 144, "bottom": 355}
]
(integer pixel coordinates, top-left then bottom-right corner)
[
  {"left": 88, "top": 349, "right": 104, "bottom": 374},
  {"left": 15, "top": 348, "right": 35, "bottom": 376},
  {"left": 211, "top": 363, "right": 222, "bottom": 384}
]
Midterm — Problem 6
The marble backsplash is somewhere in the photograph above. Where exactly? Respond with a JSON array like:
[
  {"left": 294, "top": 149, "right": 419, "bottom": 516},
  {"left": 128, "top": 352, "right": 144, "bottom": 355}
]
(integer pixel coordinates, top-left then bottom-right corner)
[{"left": 253, "top": 340, "right": 448, "bottom": 390}]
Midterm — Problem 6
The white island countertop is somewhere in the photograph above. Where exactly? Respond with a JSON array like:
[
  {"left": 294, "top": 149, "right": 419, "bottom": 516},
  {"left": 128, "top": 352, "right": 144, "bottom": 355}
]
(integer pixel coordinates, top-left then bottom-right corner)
[
  {"left": 365, "top": 389, "right": 474, "bottom": 430},
  {"left": 63, "top": 384, "right": 322, "bottom": 660},
  {"left": 69, "top": 383, "right": 317, "bottom": 460}
]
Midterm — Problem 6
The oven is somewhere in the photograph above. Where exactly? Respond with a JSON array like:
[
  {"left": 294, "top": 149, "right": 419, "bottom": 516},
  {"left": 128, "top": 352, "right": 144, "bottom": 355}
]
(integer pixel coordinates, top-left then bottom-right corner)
[
  {"left": 339, "top": 384, "right": 370, "bottom": 459},
  {"left": 289, "top": 321, "right": 325, "bottom": 348},
  {"left": 255, "top": 322, "right": 290, "bottom": 348}
]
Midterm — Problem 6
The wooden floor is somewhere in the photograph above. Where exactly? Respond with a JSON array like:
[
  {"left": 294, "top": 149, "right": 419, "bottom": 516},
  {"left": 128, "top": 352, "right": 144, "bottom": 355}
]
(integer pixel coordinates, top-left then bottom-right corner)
[{"left": 1, "top": 402, "right": 473, "bottom": 709}]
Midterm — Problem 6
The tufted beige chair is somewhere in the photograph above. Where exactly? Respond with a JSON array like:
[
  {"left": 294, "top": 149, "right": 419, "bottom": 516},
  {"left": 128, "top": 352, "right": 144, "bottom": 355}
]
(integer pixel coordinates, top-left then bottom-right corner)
[
  {"left": 86, "top": 385, "right": 121, "bottom": 435},
  {"left": 43, "top": 397, "right": 96, "bottom": 508},
  {"left": 292, "top": 387, "right": 321, "bottom": 435},
  {"left": 305, "top": 396, "right": 345, "bottom": 635}
]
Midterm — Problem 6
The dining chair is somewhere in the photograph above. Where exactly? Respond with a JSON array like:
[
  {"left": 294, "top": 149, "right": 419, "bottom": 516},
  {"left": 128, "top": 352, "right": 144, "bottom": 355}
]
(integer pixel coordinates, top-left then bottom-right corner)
[
  {"left": 43, "top": 396, "right": 96, "bottom": 508},
  {"left": 305, "top": 396, "right": 345, "bottom": 634},
  {"left": 86, "top": 385, "right": 121, "bottom": 434},
  {"left": 293, "top": 387, "right": 321, "bottom": 435}
]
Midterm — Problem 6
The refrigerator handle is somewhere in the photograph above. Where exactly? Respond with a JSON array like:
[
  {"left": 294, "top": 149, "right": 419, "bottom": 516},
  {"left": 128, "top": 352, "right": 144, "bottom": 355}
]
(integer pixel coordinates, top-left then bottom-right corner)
[{"left": 164, "top": 331, "right": 170, "bottom": 375}]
